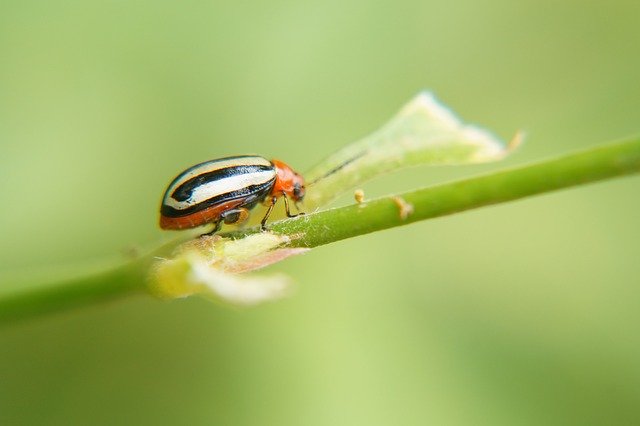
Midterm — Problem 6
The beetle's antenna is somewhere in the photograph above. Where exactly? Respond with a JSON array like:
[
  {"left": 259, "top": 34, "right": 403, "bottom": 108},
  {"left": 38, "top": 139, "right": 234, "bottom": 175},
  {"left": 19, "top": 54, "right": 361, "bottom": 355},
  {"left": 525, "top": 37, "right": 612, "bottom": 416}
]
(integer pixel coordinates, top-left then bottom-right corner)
[{"left": 307, "top": 151, "right": 366, "bottom": 186}]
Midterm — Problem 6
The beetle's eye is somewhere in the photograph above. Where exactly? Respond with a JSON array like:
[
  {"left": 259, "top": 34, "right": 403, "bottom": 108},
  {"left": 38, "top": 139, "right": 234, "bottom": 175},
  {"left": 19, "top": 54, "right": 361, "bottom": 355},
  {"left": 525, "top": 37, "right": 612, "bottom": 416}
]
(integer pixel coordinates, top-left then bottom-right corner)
[{"left": 293, "top": 183, "right": 304, "bottom": 200}]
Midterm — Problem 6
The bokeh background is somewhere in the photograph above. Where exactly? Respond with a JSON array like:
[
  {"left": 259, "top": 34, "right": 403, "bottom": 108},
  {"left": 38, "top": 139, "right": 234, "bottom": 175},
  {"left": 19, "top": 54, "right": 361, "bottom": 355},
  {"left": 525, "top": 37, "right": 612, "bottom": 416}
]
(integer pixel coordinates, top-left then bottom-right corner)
[{"left": 1, "top": 1, "right": 640, "bottom": 425}]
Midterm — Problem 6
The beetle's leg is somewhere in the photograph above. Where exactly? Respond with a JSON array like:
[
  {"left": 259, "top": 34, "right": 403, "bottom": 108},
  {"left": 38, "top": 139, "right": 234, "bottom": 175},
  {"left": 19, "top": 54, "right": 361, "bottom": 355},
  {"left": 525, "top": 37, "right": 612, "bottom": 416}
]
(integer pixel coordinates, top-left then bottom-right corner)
[
  {"left": 283, "top": 194, "right": 305, "bottom": 218},
  {"left": 220, "top": 208, "right": 250, "bottom": 225},
  {"left": 261, "top": 196, "right": 278, "bottom": 231},
  {"left": 200, "top": 219, "right": 222, "bottom": 237}
]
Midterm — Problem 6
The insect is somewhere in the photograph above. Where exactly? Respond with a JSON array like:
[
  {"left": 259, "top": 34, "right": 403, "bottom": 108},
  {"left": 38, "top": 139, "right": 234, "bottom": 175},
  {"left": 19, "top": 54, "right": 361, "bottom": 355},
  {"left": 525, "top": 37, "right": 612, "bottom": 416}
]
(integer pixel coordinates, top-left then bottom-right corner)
[{"left": 159, "top": 155, "right": 305, "bottom": 234}]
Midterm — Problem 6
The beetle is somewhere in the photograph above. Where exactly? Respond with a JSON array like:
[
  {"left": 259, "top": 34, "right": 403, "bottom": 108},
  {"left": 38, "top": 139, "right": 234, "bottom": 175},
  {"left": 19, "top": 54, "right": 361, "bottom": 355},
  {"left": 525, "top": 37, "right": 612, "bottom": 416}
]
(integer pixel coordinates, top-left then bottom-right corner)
[{"left": 159, "top": 155, "right": 305, "bottom": 234}]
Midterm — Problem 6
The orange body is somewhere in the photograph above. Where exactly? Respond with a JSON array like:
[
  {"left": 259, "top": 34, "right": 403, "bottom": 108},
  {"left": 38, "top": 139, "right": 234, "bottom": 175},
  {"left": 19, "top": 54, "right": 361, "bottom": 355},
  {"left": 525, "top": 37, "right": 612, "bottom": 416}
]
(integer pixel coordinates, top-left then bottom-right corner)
[
  {"left": 270, "top": 159, "right": 306, "bottom": 201},
  {"left": 159, "top": 199, "right": 247, "bottom": 230}
]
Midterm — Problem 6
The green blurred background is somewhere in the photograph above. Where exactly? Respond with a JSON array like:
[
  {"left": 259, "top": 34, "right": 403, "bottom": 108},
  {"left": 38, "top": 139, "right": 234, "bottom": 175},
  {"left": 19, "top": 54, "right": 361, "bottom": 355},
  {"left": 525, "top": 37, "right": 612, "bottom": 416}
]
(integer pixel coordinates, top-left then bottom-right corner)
[{"left": 1, "top": 0, "right": 640, "bottom": 424}]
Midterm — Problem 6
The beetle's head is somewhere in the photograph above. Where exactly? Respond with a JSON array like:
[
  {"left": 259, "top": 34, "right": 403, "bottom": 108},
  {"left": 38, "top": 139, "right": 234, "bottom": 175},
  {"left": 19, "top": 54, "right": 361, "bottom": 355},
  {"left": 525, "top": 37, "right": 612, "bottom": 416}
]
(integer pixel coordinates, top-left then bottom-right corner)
[{"left": 271, "top": 159, "right": 306, "bottom": 202}]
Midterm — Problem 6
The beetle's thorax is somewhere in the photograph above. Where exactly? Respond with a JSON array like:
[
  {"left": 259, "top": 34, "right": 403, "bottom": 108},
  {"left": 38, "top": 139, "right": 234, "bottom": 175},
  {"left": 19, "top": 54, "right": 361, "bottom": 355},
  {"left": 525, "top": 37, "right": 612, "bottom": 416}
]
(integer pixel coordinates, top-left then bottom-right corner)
[{"left": 271, "top": 159, "right": 305, "bottom": 201}]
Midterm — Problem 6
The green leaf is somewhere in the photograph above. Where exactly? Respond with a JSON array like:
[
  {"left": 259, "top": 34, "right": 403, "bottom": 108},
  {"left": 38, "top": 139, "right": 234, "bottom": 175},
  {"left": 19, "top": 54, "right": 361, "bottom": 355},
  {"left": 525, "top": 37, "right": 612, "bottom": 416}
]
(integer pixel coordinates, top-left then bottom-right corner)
[
  {"left": 303, "top": 91, "right": 520, "bottom": 209},
  {"left": 150, "top": 233, "right": 308, "bottom": 305}
]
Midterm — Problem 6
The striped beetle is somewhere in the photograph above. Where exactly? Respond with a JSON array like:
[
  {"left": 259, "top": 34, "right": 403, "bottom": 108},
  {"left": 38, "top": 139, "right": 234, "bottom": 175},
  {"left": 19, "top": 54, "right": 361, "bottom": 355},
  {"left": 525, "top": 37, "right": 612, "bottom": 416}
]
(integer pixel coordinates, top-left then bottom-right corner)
[{"left": 159, "top": 155, "right": 305, "bottom": 234}]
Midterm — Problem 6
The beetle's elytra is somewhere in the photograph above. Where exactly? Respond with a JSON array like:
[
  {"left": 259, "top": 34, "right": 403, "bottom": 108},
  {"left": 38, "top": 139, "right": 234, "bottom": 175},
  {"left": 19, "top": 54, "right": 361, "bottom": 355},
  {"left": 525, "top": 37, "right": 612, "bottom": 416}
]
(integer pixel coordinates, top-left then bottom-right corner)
[{"left": 159, "top": 155, "right": 305, "bottom": 234}]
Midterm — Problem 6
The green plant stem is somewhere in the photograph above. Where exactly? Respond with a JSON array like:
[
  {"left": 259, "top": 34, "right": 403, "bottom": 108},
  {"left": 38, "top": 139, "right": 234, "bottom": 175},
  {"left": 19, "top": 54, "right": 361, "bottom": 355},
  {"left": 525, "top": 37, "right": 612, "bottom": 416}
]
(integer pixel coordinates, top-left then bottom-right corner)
[
  {"left": 0, "top": 263, "right": 145, "bottom": 324},
  {"left": 0, "top": 240, "right": 180, "bottom": 325},
  {"left": 1, "top": 137, "right": 639, "bottom": 324},
  {"left": 237, "top": 137, "right": 640, "bottom": 247}
]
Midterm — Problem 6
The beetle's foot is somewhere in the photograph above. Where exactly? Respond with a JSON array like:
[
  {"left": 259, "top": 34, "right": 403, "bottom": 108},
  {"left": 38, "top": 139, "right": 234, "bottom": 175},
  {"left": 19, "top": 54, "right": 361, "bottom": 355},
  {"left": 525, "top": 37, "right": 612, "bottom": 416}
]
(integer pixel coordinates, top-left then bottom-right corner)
[{"left": 200, "top": 221, "right": 221, "bottom": 237}]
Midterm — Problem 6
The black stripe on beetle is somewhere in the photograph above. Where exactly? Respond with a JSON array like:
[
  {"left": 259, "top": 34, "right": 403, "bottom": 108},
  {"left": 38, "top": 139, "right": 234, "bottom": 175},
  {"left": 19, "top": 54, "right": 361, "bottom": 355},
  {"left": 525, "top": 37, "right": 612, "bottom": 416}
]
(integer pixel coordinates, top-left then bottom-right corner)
[{"left": 171, "top": 164, "right": 275, "bottom": 203}]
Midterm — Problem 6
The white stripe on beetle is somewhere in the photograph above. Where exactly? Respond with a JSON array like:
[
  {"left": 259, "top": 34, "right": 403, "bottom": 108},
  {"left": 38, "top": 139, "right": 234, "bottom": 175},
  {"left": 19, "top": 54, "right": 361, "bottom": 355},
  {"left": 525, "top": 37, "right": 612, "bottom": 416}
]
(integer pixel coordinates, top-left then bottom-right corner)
[
  {"left": 166, "top": 156, "right": 272, "bottom": 195},
  {"left": 163, "top": 169, "right": 276, "bottom": 210}
]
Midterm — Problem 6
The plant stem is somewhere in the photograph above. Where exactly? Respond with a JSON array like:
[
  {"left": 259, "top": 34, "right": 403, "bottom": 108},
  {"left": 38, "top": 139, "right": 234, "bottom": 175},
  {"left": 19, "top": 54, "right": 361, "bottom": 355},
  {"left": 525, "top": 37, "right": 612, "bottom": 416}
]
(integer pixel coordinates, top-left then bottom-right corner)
[
  {"left": 238, "top": 137, "right": 640, "bottom": 247},
  {"left": 1, "top": 137, "right": 639, "bottom": 324},
  {"left": 0, "top": 240, "right": 180, "bottom": 325},
  {"left": 0, "top": 262, "right": 144, "bottom": 324}
]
